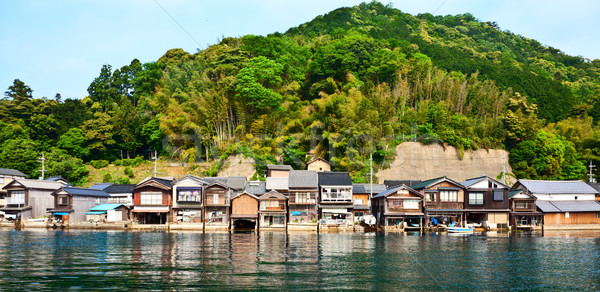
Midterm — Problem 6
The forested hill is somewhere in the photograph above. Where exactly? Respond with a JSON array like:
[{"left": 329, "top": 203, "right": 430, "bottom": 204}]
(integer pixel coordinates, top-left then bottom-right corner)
[{"left": 1, "top": 1, "right": 600, "bottom": 186}]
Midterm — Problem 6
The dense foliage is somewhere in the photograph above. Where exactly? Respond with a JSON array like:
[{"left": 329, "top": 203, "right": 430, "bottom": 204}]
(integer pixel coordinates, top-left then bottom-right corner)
[{"left": 1, "top": 1, "right": 599, "bottom": 183}]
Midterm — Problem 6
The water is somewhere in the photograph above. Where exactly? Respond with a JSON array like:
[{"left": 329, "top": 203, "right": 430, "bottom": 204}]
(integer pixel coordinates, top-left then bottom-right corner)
[{"left": 0, "top": 229, "right": 599, "bottom": 290}]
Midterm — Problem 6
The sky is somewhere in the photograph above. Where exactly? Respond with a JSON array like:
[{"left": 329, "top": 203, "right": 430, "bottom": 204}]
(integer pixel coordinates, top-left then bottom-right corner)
[{"left": 1, "top": 0, "right": 599, "bottom": 100}]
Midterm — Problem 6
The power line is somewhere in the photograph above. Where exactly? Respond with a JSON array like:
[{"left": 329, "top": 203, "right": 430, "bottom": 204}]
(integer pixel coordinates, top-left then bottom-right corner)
[
  {"left": 433, "top": 0, "right": 449, "bottom": 14},
  {"left": 152, "top": 0, "right": 202, "bottom": 49}
]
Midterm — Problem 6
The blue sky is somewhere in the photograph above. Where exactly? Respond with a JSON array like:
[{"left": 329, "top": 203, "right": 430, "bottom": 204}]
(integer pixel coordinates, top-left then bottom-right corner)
[{"left": 1, "top": 0, "right": 599, "bottom": 100}]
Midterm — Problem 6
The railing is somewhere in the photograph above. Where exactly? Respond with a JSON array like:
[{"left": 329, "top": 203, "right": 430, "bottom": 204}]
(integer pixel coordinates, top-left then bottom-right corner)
[{"left": 5, "top": 197, "right": 25, "bottom": 206}]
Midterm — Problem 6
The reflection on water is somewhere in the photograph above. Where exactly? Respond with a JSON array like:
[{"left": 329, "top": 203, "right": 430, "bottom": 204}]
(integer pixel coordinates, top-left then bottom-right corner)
[{"left": 0, "top": 229, "right": 599, "bottom": 290}]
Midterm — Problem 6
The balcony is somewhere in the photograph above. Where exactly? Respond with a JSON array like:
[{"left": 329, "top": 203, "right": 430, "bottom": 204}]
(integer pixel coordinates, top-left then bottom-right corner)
[{"left": 5, "top": 197, "right": 25, "bottom": 206}]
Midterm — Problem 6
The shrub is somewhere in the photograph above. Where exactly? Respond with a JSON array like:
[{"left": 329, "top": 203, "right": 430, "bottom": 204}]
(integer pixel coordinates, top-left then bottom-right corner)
[
  {"left": 115, "top": 176, "right": 130, "bottom": 184},
  {"left": 102, "top": 173, "right": 113, "bottom": 183},
  {"left": 124, "top": 167, "right": 134, "bottom": 178},
  {"left": 90, "top": 160, "right": 109, "bottom": 169}
]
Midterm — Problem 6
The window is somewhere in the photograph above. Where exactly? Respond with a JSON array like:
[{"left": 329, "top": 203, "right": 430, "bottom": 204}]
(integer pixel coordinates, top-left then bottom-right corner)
[
  {"left": 515, "top": 201, "right": 530, "bottom": 209},
  {"left": 469, "top": 192, "right": 484, "bottom": 205},
  {"left": 388, "top": 200, "right": 403, "bottom": 208},
  {"left": 440, "top": 190, "right": 458, "bottom": 202},
  {"left": 261, "top": 200, "right": 279, "bottom": 210},
  {"left": 404, "top": 200, "right": 419, "bottom": 209},
  {"left": 59, "top": 196, "right": 68, "bottom": 205},
  {"left": 493, "top": 190, "right": 504, "bottom": 201},
  {"left": 565, "top": 212, "right": 570, "bottom": 218},
  {"left": 596, "top": 213, "right": 600, "bottom": 219},
  {"left": 0, "top": 177, "right": 4, "bottom": 184},
  {"left": 140, "top": 192, "right": 162, "bottom": 205},
  {"left": 213, "top": 194, "right": 219, "bottom": 205},
  {"left": 355, "top": 199, "right": 364, "bottom": 205},
  {"left": 177, "top": 189, "right": 201, "bottom": 202},
  {"left": 426, "top": 193, "right": 436, "bottom": 202},
  {"left": 8, "top": 190, "right": 25, "bottom": 205},
  {"left": 295, "top": 192, "right": 308, "bottom": 203}
]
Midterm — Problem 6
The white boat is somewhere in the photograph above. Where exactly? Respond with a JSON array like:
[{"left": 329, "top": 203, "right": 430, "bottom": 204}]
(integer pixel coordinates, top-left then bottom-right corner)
[{"left": 446, "top": 226, "right": 474, "bottom": 233}]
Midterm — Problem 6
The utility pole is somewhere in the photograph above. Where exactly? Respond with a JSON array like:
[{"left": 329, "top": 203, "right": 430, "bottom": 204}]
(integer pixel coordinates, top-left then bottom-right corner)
[
  {"left": 152, "top": 150, "right": 159, "bottom": 177},
  {"left": 502, "top": 152, "right": 506, "bottom": 185},
  {"left": 38, "top": 153, "right": 46, "bottom": 180},
  {"left": 588, "top": 161, "right": 596, "bottom": 183},
  {"left": 369, "top": 152, "right": 373, "bottom": 200}
]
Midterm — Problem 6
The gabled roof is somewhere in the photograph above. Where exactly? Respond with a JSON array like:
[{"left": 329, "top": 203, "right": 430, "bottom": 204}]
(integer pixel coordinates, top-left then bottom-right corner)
[
  {"left": 231, "top": 191, "right": 259, "bottom": 200},
  {"left": 307, "top": 157, "right": 331, "bottom": 165},
  {"left": 266, "top": 177, "right": 289, "bottom": 190},
  {"left": 56, "top": 187, "right": 110, "bottom": 198},
  {"left": 266, "top": 165, "right": 293, "bottom": 171},
  {"left": 46, "top": 176, "right": 70, "bottom": 185},
  {"left": 288, "top": 170, "right": 318, "bottom": 188},
  {"left": 173, "top": 174, "right": 206, "bottom": 185},
  {"left": 104, "top": 184, "right": 136, "bottom": 194},
  {"left": 259, "top": 190, "right": 286, "bottom": 200},
  {"left": 203, "top": 177, "right": 228, "bottom": 185},
  {"left": 508, "top": 189, "right": 534, "bottom": 199},
  {"left": 515, "top": 180, "right": 598, "bottom": 195},
  {"left": 537, "top": 200, "right": 600, "bottom": 213},
  {"left": 353, "top": 184, "right": 387, "bottom": 194},
  {"left": 461, "top": 175, "right": 509, "bottom": 189},
  {"left": 586, "top": 182, "right": 600, "bottom": 193},
  {"left": 89, "top": 204, "right": 127, "bottom": 211},
  {"left": 411, "top": 176, "right": 463, "bottom": 190},
  {"left": 226, "top": 176, "right": 247, "bottom": 190},
  {"left": 384, "top": 179, "right": 422, "bottom": 189},
  {"left": 245, "top": 181, "right": 267, "bottom": 196},
  {"left": 318, "top": 172, "right": 352, "bottom": 186},
  {"left": 2, "top": 179, "right": 63, "bottom": 191},
  {"left": 372, "top": 184, "right": 422, "bottom": 199},
  {"left": 89, "top": 183, "right": 113, "bottom": 190},
  {"left": 134, "top": 177, "right": 173, "bottom": 190},
  {"left": 0, "top": 168, "right": 27, "bottom": 177},
  {"left": 205, "top": 181, "right": 230, "bottom": 190}
]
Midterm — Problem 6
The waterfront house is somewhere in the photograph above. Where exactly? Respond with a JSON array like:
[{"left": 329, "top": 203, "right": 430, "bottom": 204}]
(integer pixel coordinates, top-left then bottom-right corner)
[
  {"left": 371, "top": 184, "right": 424, "bottom": 230},
  {"left": 204, "top": 181, "right": 232, "bottom": 228},
  {"left": 245, "top": 180, "right": 267, "bottom": 197},
  {"left": 230, "top": 192, "right": 259, "bottom": 230},
  {"left": 461, "top": 176, "right": 510, "bottom": 229},
  {"left": 132, "top": 177, "right": 173, "bottom": 224},
  {"left": 306, "top": 157, "right": 331, "bottom": 172},
  {"left": 258, "top": 190, "right": 287, "bottom": 229},
  {"left": 172, "top": 175, "right": 204, "bottom": 223},
  {"left": 104, "top": 184, "right": 135, "bottom": 206},
  {"left": 84, "top": 203, "right": 129, "bottom": 222},
  {"left": 509, "top": 189, "right": 542, "bottom": 229},
  {"left": 318, "top": 172, "right": 354, "bottom": 225},
  {"left": 48, "top": 187, "right": 110, "bottom": 223},
  {"left": 288, "top": 170, "right": 318, "bottom": 225},
  {"left": 0, "top": 168, "right": 27, "bottom": 214},
  {"left": 352, "top": 183, "right": 386, "bottom": 221},
  {"left": 513, "top": 180, "right": 600, "bottom": 226},
  {"left": 411, "top": 176, "right": 466, "bottom": 227},
  {"left": 266, "top": 176, "right": 289, "bottom": 195},
  {"left": 266, "top": 165, "right": 293, "bottom": 178},
  {"left": 1, "top": 179, "right": 64, "bottom": 220},
  {"left": 226, "top": 176, "right": 248, "bottom": 196}
]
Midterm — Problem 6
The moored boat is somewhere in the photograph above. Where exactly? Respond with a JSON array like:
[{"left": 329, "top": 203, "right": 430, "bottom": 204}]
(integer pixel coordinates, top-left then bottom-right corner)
[{"left": 446, "top": 226, "right": 474, "bottom": 233}]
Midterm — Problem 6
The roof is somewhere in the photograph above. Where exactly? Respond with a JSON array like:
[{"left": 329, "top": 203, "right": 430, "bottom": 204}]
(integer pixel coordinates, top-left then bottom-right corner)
[
  {"left": 231, "top": 191, "right": 259, "bottom": 200},
  {"left": 89, "top": 183, "right": 113, "bottom": 190},
  {"left": 173, "top": 174, "right": 206, "bottom": 185},
  {"left": 318, "top": 172, "right": 352, "bottom": 186},
  {"left": 259, "top": 190, "right": 286, "bottom": 200},
  {"left": 59, "top": 187, "right": 110, "bottom": 198},
  {"left": 245, "top": 181, "right": 267, "bottom": 195},
  {"left": 89, "top": 204, "right": 125, "bottom": 211},
  {"left": 353, "top": 184, "right": 387, "bottom": 194},
  {"left": 516, "top": 180, "right": 598, "bottom": 195},
  {"left": 203, "top": 177, "right": 228, "bottom": 185},
  {"left": 226, "top": 176, "right": 247, "bottom": 190},
  {"left": 508, "top": 189, "right": 531, "bottom": 199},
  {"left": 384, "top": 180, "right": 422, "bottom": 188},
  {"left": 135, "top": 177, "right": 173, "bottom": 190},
  {"left": 461, "top": 176, "right": 509, "bottom": 188},
  {"left": 586, "top": 182, "right": 600, "bottom": 193},
  {"left": 266, "top": 165, "right": 293, "bottom": 171},
  {"left": 411, "top": 176, "right": 462, "bottom": 190},
  {"left": 266, "top": 177, "right": 289, "bottom": 190},
  {"left": 46, "top": 176, "right": 70, "bottom": 184},
  {"left": 0, "top": 168, "right": 27, "bottom": 177},
  {"left": 307, "top": 157, "right": 331, "bottom": 165},
  {"left": 373, "top": 184, "right": 422, "bottom": 199},
  {"left": 288, "top": 170, "right": 318, "bottom": 188},
  {"left": 104, "top": 184, "right": 135, "bottom": 194},
  {"left": 3, "top": 179, "right": 64, "bottom": 191},
  {"left": 537, "top": 200, "right": 600, "bottom": 213}
]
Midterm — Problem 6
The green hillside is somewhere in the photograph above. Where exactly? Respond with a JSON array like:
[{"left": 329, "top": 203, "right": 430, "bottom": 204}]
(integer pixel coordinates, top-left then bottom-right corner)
[{"left": 1, "top": 1, "right": 599, "bottom": 185}]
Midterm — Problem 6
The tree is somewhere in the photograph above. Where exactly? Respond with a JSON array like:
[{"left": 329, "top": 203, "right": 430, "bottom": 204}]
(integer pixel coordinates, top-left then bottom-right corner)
[
  {"left": 235, "top": 56, "right": 284, "bottom": 114},
  {"left": 45, "top": 148, "right": 89, "bottom": 186},
  {"left": 0, "top": 138, "right": 40, "bottom": 178},
  {"left": 57, "top": 128, "right": 90, "bottom": 159},
  {"left": 4, "top": 79, "right": 33, "bottom": 101}
]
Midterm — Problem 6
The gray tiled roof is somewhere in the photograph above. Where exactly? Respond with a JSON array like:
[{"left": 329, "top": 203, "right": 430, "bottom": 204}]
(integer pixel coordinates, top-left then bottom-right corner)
[
  {"left": 518, "top": 180, "right": 598, "bottom": 195},
  {"left": 318, "top": 172, "right": 352, "bottom": 186},
  {"left": 372, "top": 184, "right": 422, "bottom": 199},
  {"left": 537, "top": 200, "right": 600, "bottom": 212},
  {"left": 384, "top": 180, "right": 422, "bottom": 188},
  {"left": 267, "top": 165, "right": 293, "bottom": 171},
  {"left": 266, "top": 177, "right": 288, "bottom": 190},
  {"left": 226, "top": 176, "right": 247, "bottom": 190},
  {"left": 245, "top": 181, "right": 267, "bottom": 195},
  {"left": 89, "top": 183, "right": 113, "bottom": 190},
  {"left": 61, "top": 187, "right": 110, "bottom": 197},
  {"left": 203, "top": 177, "right": 228, "bottom": 185},
  {"left": 353, "top": 184, "right": 387, "bottom": 194},
  {"left": 3, "top": 179, "right": 63, "bottom": 190},
  {"left": 0, "top": 168, "right": 27, "bottom": 177},
  {"left": 288, "top": 170, "right": 318, "bottom": 188},
  {"left": 104, "top": 184, "right": 135, "bottom": 194}
]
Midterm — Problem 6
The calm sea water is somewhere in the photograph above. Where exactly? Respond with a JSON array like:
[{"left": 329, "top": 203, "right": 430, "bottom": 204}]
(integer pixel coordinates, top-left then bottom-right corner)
[{"left": 0, "top": 229, "right": 599, "bottom": 290}]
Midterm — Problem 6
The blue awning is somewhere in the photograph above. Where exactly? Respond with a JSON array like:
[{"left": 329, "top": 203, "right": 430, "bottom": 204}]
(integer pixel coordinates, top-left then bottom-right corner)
[
  {"left": 53, "top": 212, "right": 69, "bottom": 216},
  {"left": 84, "top": 211, "right": 106, "bottom": 215}
]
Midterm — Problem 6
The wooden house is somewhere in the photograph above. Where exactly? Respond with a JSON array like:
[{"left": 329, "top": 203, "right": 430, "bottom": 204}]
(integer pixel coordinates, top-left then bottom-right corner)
[
  {"left": 104, "top": 184, "right": 135, "bottom": 207},
  {"left": 371, "top": 184, "right": 424, "bottom": 230},
  {"left": 1, "top": 179, "right": 64, "bottom": 220},
  {"left": 0, "top": 168, "right": 27, "bottom": 210},
  {"left": 509, "top": 189, "right": 542, "bottom": 229},
  {"left": 84, "top": 203, "right": 129, "bottom": 222},
  {"left": 230, "top": 192, "right": 259, "bottom": 230},
  {"left": 172, "top": 175, "right": 204, "bottom": 224},
  {"left": 203, "top": 181, "right": 232, "bottom": 227},
  {"left": 132, "top": 177, "right": 173, "bottom": 224},
  {"left": 352, "top": 183, "right": 387, "bottom": 221},
  {"left": 48, "top": 187, "right": 110, "bottom": 223},
  {"left": 461, "top": 176, "right": 510, "bottom": 229},
  {"left": 513, "top": 180, "right": 600, "bottom": 226},
  {"left": 411, "top": 176, "right": 466, "bottom": 227},
  {"left": 306, "top": 157, "right": 331, "bottom": 172},
  {"left": 258, "top": 190, "right": 287, "bottom": 229},
  {"left": 288, "top": 170, "right": 318, "bottom": 224},
  {"left": 318, "top": 172, "right": 354, "bottom": 225}
]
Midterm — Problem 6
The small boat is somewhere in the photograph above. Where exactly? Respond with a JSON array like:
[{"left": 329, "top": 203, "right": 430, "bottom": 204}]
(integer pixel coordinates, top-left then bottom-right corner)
[{"left": 446, "top": 226, "right": 474, "bottom": 233}]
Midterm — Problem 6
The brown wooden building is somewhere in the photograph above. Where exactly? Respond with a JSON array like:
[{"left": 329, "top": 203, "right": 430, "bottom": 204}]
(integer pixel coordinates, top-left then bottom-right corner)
[
  {"left": 230, "top": 192, "right": 259, "bottom": 230},
  {"left": 461, "top": 176, "right": 510, "bottom": 229},
  {"left": 371, "top": 184, "right": 424, "bottom": 230},
  {"left": 288, "top": 170, "right": 318, "bottom": 224},
  {"left": 258, "top": 190, "right": 287, "bottom": 229},
  {"left": 411, "top": 176, "right": 465, "bottom": 227},
  {"left": 132, "top": 177, "right": 173, "bottom": 224},
  {"left": 204, "top": 182, "right": 231, "bottom": 228},
  {"left": 509, "top": 189, "right": 542, "bottom": 229},
  {"left": 49, "top": 187, "right": 110, "bottom": 223}
]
